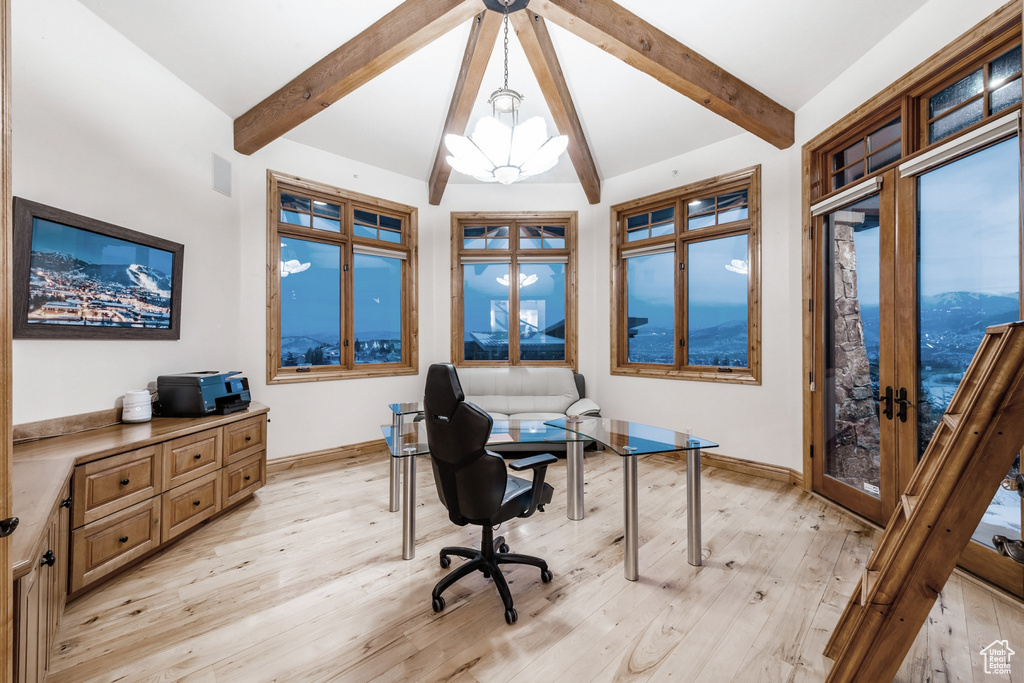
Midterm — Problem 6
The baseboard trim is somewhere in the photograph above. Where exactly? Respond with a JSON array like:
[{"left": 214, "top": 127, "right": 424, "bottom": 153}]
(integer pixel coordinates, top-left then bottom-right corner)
[
  {"left": 267, "top": 438, "right": 385, "bottom": 473},
  {"left": 701, "top": 451, "right": 803, "bottom": 488}
]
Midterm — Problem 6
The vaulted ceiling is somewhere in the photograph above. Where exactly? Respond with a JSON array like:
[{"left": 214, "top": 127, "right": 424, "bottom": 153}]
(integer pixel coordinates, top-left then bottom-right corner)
[{"left": 78, "top": 0, "right": 931, "bottom": 201}]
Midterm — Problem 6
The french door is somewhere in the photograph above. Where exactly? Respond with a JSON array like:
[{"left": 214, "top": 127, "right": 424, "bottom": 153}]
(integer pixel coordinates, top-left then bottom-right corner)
[{"left": 813, "top": 134, "right": 1024, "bottom": 596}]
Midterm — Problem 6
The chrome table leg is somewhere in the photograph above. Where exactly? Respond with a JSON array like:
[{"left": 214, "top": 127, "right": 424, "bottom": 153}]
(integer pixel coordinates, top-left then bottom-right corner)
[
  {"left": 402, "top": 454, "right": 416, "bottom": 560},
  {"left": 566, "top": 438, "right": 584, "bottom": 520},
  {"left": 623, "top": 451, "right": 639, "bottom": 581},
  {"left": 687, "top": 447, "right": 702, "bottom": 567}
]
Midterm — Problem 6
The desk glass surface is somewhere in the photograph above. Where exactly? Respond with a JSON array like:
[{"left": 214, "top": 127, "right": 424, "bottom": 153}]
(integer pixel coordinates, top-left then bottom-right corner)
[
  {"left": 381, "top": 419, "right": 582, "bottom": 458},
  {"left": 545, "top": 417, "right": 717, "bottom": 455},
  {"left": 388, "top": 402, "right": 423, "bottom": 417}
]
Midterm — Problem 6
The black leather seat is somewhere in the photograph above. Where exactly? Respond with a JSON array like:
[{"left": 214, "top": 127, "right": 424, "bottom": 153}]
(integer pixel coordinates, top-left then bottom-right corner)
[{"left": 423, "top": 363, "right": 556, "bottom": 624}]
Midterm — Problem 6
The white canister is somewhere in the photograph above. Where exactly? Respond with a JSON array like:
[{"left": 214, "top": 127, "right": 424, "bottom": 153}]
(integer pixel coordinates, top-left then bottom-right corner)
[{"left": 122, "top": 390, "right": 153, "bottom": 423}]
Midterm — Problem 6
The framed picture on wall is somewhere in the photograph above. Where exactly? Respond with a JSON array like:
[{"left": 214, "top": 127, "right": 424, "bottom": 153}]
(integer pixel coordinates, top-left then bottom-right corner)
[{"left": 12, "top": 197, "right": 184, "bottom": 340}]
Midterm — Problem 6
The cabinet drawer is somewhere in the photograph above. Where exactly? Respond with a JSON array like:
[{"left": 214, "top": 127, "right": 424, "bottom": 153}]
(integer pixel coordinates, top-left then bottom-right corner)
[
  {"left": 162, "top": 471, "right": 221, "bottom": 542},
  {"left": 163, "top": 428, "right": 222, "bottom": 489},
  {"left": 70, "top": 498, "right": 160, "bottom": 594},
  {"left": 224, "top": 415, "right": 266, "bottom": 464},
  {"left": 222, "top": 451, "right": 265, "bottom": 508},
  {"left": 73, "top": 446, "right": 161, "bottom": 528}
]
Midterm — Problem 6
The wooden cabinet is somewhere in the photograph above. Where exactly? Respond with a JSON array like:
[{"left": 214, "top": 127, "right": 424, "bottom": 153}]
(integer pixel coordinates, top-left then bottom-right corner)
[
  {"left": 70, "top": 497, "right": 161, "bottom": 594},
  {"left": 12, "top": 404, "right": 269, "bottom": 682},
  {"left": 162, "top": 471, "right": 221, "bottom": 541},
  {"left": 223, "top": 451, "right": 266, "bottom": 508},
  {"left": 13, "top": 480, "right": 70, "bottom": 683},
  {"left": 72, "top": 445, "right": 161, "bottom": 527}
]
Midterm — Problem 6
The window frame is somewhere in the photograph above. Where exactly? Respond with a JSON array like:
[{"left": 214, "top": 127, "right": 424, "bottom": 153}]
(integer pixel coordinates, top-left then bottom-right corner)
[
  {"left": 266, "top": 170, "right": 418, "bottom": 384},
  {"left": 610, "top": 165, "right": 762, "bottom": 384},
  {"left": 450, "top": 211, "right": 578, "bottom": 370}
]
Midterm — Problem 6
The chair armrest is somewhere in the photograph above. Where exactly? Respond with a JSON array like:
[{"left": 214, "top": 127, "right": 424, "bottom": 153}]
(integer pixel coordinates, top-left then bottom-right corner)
[
  {"left": 509, "top": 453, "right": 557, "bottom": 515},
  {"left": 508, "top": 453, "right": 558, "bottom": 471},
  {"left": 567, "top": 398, "right": 601, "bottom": 417}
]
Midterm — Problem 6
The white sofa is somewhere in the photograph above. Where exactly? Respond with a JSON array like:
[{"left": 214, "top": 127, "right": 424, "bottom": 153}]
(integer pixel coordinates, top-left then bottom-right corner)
[{"left": 457, "top": 366, "right": 600, "bottom": 422}]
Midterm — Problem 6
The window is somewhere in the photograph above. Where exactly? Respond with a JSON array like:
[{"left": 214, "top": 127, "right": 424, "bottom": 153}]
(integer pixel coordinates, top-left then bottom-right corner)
[
  {"left": 611, "top": 166, "right": 761, "bottom": 383},
  {"left": 830, "top": 117, "right": 902, "bottom": 191},
  {"left": 451, "top": 212, "right": 576, "bottom": 368},
  {"left": 925, "top": 45, "right": 1021, "bottom": 144},
  {"left": 267, "top": 171, "right": 417, "bottom": 382}
]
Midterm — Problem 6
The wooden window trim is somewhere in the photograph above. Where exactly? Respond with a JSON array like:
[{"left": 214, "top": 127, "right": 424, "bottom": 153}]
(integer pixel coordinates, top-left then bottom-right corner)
[
  {"left": 450, "top": 211, "right": 578, "bottom": 370},
  {"left": 266, "top": 170, "right": 418, "bottom": 384},
  {"left": 610, "top": 165, "right": 761, "bottom": 385},
  {"left": 800, "top": 1, "right": 1022, "bottom": 491}
]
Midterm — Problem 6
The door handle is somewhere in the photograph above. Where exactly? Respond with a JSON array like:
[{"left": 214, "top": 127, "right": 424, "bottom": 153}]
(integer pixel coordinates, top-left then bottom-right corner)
[
  {"left": 894, "top": 387, "right": 913, "bottom": 423},
  {"left": 0, "top": 517, "right": 18, "bottom": 538},
  {"left": 882, "top": 386, "right": 894, "bottom": 420},
  {"left": 1002, "top": 473, "right": 1024, "bottom": 498}
]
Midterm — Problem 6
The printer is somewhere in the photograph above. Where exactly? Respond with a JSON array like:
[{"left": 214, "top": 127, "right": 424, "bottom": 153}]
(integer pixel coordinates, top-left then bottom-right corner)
[{"left": 157, "top": 371, "right": 251, "bottom": 417}]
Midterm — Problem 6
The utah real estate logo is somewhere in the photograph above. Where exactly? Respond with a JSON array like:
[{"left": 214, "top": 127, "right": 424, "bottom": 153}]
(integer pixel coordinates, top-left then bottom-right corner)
[{"left": 980, "top": 639, "right": 1014, "bottom": 676}]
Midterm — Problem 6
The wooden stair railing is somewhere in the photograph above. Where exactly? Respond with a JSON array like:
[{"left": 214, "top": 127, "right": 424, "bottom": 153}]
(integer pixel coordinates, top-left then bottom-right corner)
[{"left": 824, "top": 321, "right": 1024, "bottom": 682}]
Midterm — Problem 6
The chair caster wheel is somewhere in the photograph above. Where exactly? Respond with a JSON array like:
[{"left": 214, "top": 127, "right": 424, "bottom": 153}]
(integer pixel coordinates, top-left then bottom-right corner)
[
  {"left": 432, "top": 596, "right": 445, "bottom": 613},
  {"left": 541, "top": 569, "right": 553, "bottom": 583},
  {"left": 499, "top": 543, "right": 509, "bottom": 553},
  {"left": 439, "top": 555, "right": 451, "bottom": 569},
  {"left": 504, "top": 607, "right": 518, "bottom": 624}
]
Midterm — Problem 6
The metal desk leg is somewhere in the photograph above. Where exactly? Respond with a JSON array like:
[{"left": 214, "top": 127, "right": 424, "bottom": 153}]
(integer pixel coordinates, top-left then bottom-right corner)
[
  {"left": 389, "top": 413, "right": 403, "bottom": 512},
  {"left": 402, "top": 455, "right": 416, "bottom": 560},
  {"left": 623, "top": 452, "right": 639, "bottom": 581},
  {"left": 566, "top": 438, "right": 584, "bottom": 520},
  {"left": 687, "top": 447, "right": 702, "bottom": 567}
]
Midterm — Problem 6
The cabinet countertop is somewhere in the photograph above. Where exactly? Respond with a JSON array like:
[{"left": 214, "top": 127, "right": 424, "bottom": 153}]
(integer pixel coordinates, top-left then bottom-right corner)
[{"left": 11, "top": 403, "right": 269, "bottom": 580}]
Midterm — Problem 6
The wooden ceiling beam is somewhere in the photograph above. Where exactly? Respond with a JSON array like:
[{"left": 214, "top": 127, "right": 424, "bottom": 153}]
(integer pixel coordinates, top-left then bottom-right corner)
[
  {"left": 233, "top": 0, "right": 481, "bottom": 155},
  {"left": 529, "top": 0, "right": 795, "bottom": 149},
  {"left": 511, "top": 10, "right": 600, "bottom": 204},
  {"left": 428, "top": 10, "right": 503, "bottom": 206}
]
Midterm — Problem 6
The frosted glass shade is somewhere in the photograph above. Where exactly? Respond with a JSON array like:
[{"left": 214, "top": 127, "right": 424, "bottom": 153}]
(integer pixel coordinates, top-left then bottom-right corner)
[{"left": 445, "top": 115, "right": 568, "bottom": 185}]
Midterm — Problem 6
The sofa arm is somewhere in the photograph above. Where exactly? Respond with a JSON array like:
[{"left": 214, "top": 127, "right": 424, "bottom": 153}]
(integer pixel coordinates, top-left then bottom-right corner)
[{"left": 567, "top": 397, "right": 601, "bottom": 417}]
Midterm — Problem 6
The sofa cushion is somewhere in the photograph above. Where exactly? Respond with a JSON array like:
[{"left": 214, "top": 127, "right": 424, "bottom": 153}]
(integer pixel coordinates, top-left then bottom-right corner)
[{"left": 458, "top": 367, "right": 579, "bottom": 416}]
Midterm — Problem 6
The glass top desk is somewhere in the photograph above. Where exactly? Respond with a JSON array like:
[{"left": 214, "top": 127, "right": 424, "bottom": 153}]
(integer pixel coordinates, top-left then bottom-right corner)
[
  {"left": 387, "top": 402, "right": 423, "bottom": 514},
  {"left": 382, "top": 417, "right": 717, "bottom": 580}
]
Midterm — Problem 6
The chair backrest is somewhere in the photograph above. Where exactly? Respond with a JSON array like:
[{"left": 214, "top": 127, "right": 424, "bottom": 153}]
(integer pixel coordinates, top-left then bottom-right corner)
[{"left": 423, "top": 363, "right": 509, "bottom": 525}]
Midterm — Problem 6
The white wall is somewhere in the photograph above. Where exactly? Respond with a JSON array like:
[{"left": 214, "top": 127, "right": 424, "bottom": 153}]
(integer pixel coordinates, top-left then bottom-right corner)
[
  {"left": 10, "top": 0, "right": 1012, "bottom": 470},
  {"left": 11, "top": 0, "right": 242, "bottom": 423}
]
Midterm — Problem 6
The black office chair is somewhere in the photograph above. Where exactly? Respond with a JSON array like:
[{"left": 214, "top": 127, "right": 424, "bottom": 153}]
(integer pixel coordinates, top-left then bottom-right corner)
[{"left": 423, "top": 363, "right": 556, "bottom": 624}]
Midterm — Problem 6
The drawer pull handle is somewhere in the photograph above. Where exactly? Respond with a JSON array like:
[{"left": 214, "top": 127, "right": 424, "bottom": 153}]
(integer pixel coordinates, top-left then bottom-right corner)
[
  {"left": 244, "top": 475, "right": 251, "bottom": 481},
  {"left": 60, "top": 497, "right": 72, "bottom": 509},
  {"left": 120, "top": 478, "right": 130, "bottom": 486},
  {"left": 119, "top": 536, "right": 129, "bottom": 543},
  {"left": 193, "top": 500, "right": 201, "bottom": 507},
  {"left": 245, "top": 436, "right": 252, "bottom": 442},
  {"left": 41, "top": 550, "right": 55, "bottom": 567},
  {"left": 193, "top": 454, "right": 202, "bottom": 460}
]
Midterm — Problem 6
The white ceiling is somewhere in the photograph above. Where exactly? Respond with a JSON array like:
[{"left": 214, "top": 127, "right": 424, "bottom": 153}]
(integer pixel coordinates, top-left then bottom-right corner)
[{"left": 76, "top": 0, "right": 931, "bottom": 186}]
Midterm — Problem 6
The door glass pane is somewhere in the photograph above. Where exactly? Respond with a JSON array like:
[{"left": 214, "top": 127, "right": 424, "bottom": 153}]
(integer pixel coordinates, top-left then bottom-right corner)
[
  {"left": 687, "top": 235, "right": 749, "bottom": 367},
  {"left": 279, "top": 238, "right": 340, "bottom": 367},
  {"left": 825, "top": 194, "right": 882, "bottom": 498},
  {"left": 519, "top": 263, "right": 566, "bottom": 361},
  {"left": 626, "top": 252, "right": 674, "bottom": 364},
  {"left": 464, "top": 263, "right": 510, "bottom": 361},
  {"left": 917, "top": 137, "right": 1021, "bottom": 549},
  {"left": 353, "top": 253, "right": 401, "bottom": 364}
]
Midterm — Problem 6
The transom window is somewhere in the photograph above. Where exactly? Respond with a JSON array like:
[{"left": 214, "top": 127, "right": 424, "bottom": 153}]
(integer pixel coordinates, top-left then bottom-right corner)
[
  {"left": 830, "top": 117, "right": 902, "bottom": 191},
  {"left": 267, "top": 171, "right": 417, "bottom": 383},
  {"left": 451, "top": 212, "right": 577, "bottom": 368},
  {"left": 611, "top": 166, "right": 761, "bottom": 383},
  {"left": 926, "top": 45, "right": 1021, "bottom": 143}
]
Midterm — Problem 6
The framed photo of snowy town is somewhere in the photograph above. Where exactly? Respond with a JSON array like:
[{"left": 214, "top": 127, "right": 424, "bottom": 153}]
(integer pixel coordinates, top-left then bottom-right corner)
[{"left": 12, "top": 198, "right": 184, "bottom": 339}]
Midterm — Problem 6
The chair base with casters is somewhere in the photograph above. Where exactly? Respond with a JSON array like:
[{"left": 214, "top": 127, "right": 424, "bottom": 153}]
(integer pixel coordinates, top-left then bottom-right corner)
[
  {"left": 430, "top": 452, "right": 557, "bottom": 625},
  {"left": 432, "top": 523, "right": 553, "bottom": 624}
]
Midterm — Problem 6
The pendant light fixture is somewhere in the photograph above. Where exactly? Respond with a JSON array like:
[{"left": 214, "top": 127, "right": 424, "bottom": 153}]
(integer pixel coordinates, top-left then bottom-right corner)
[{"left": 445, "top": 0, "right": 568, "bottom": 184}]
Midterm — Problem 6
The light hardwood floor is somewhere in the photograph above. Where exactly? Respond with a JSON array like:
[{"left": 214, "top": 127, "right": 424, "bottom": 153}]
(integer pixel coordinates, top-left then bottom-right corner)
[{"left": 46, "top": 449, "right": 1024, "bottom": 682}]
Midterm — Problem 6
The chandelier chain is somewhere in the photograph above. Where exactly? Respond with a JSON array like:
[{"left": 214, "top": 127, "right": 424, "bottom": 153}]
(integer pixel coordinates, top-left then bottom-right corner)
[{"left": 502, "top": 5, "right": 509, "bottom": 91}]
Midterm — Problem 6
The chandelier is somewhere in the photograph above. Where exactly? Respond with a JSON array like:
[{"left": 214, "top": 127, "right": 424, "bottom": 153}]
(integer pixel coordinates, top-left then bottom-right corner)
[{"left": 445, "top": 1, "right": 568, "bottom": 184}]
